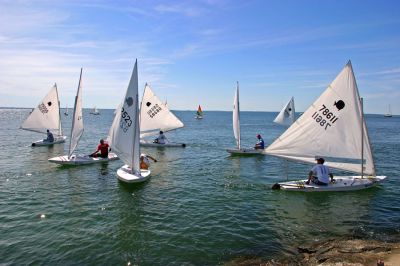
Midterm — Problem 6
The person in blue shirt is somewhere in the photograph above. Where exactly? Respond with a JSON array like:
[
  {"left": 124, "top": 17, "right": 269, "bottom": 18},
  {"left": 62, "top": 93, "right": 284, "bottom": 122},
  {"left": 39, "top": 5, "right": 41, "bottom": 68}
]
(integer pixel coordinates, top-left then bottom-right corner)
[
  {"left": 254, "top": 134, "right": 264, "bottom": 149},
  {"left": 45, "top": 129, "right": 54, "bottom": 142}
]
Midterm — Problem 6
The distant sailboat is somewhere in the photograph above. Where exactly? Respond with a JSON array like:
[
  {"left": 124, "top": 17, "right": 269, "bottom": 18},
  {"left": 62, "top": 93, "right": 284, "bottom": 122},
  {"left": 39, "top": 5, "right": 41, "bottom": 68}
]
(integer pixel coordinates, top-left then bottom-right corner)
[
  {"left": 90, "top": 106, "right": 100, "bottom": 115},
  {"left": 274, "top": 97, "right": 295, "bottom": 126},
  {"left": 195, "top": 105, "right": 203, "bottom": 119},
  {"left": 64, "top": 105, "right": 69, "bottom": 116},
  {"left": 384, "top": 104, "right": 392, "bottom": 117},
  {"left": 49, "top": 69, "right": 118, "bottom": 165},
  {"left": 108, "top": 59, "right": 151, "bottom": 183},
  {"left": 20, "top": 83, "right": 67, "bottom": 146},
  {"left": 266, "top": 61, "right": 386, "bottom": 192},
  {"left": 140, "top": 83, "right": 185, "bottom": 147},
  {"left": 226, "top": 82, "right": 262, "bottom": 155}
]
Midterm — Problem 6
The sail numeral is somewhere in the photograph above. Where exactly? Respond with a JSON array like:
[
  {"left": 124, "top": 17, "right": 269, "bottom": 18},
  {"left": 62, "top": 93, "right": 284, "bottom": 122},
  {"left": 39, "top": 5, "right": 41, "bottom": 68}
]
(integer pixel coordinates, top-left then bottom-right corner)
[
  {"left": 120, "top": 107, "right": 132, "bottom": 132},
  {"left": 147, "top": 104, "right": 162, "bottom": 118},
  {"left": 312, "top": 104, "right": 339, "bottom": 130},
  {"left": 38, "top": 103, "right": 49, "bottom": 114}
]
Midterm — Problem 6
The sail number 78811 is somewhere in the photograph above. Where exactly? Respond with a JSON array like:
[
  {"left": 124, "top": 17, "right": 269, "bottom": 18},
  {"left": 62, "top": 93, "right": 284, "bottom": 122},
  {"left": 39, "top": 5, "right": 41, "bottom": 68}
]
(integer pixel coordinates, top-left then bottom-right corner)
[{"left": 311, "top": 104, "right": 339, "bottom": 130}]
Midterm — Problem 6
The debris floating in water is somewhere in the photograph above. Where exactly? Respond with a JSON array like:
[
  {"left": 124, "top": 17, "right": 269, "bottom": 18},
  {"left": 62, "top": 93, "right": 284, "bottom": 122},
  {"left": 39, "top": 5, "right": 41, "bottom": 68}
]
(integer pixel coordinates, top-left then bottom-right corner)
[
  {"left": 40, "top": 214, "right": 46, "bottom": 219},
  {"left": 26, "top": 173, "right": 32, "bottom": 176},
  {"left": 127, "top": 261, "right": 131, "bottom": 266}
]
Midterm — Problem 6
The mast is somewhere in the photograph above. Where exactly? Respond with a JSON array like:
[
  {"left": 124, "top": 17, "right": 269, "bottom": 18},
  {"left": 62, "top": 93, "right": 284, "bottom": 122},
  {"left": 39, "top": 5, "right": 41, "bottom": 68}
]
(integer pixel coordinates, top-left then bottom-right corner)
[
  {"left": 361, "top": 97, "right": 364, "bottom": 178},
  {"left": 55, "top": 83, "right": 62, "bottom": 136},
  {"left": 68, "top": 68, "right": 83, "bottom": 158}
]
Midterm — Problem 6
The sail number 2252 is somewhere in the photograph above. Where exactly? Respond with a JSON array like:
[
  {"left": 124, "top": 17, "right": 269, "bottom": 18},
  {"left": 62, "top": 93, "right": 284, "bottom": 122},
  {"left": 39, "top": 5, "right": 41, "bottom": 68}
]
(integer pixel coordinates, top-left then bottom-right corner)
[{"left": 311, "top": 104, "right": 339, "bottom": 130}]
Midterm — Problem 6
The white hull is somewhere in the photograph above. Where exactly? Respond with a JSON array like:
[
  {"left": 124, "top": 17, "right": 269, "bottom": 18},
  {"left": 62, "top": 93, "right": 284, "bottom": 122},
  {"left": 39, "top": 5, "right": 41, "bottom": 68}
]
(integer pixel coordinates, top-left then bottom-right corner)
[
  {"left": 117, "top": 165, "right": 151, "bottom": 183},
  {"left": 384, "top": 114, "right": 392, "bottom": 117},
  {"left": 32, "top": 136, "right": 67, "bottom": 146},
  {"left": 140, "top": 140, "right": 186, "bottom": 148},
  {"left": 195, "top": 116, "right": 203, "bottom": 119},
  {"left": 226, "top": 148, "right": 263, "bottom": 155},
  {"left": 48, "top": 152, "right": 118, "bottom": 165},
  {"left": 272, "top": 176, "right": 387, "bottom": 192}
]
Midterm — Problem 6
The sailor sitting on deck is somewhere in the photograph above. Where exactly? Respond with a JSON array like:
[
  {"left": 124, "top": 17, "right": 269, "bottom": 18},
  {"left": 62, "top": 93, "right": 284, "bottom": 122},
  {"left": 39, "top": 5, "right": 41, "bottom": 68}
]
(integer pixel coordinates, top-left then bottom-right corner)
[
  {"left": 45, "top": 129, "right": 54, "bottom": 142},
  {"left": 153, "top": 130, "right": 167, "bottom": 144},
  {"left": 89, "top": 139, "right": 110, "bottom": 158},
  {"left": 306, "top": 157, "right": 334, "bottom": 185},
  {"left": 254, "top": 134, "right": 264, "bottom": 149},
  {"left": 140, "top": 154, "right": 157, "bottom": 170}
]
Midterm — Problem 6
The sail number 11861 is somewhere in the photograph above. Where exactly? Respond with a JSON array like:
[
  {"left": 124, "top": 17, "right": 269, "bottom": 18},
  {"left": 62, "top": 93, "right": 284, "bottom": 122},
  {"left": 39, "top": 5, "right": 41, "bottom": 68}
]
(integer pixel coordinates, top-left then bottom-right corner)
[{"left": 311, "top": 104, "right": 339, "bottom": 130}]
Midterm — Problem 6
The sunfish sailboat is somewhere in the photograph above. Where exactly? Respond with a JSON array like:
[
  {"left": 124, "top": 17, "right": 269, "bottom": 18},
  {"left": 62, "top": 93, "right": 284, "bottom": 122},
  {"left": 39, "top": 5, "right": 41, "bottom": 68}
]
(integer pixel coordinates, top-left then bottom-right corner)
[
  {"left": 90, "top": 106, "right": 100, "bottom": 115},
  {"left": 266, "top": 61, "right": 386, "bottom": 192},
  {"left": 140, "top": 83, "right": 185, "bottom": 148},
  {"left": 226, "top": 82, "right": 263, "bottom": 155},
  {"left": 21, "top": 83, "right": 67, "bottom": 146},
  {"left": 195, "top": 105, "right": 203, "bottom": 119},
  {"left": 274, "top": 97, "right": 295, "bottom": 126},
  {"left": 384, "top": 104, "right": 392, "bottom": 117},
  {"left": 108, "top": 60, "right": 151, "bottom": 183},
  {"left": 64, "top": 105, "right": 69, "bottom": 116},
  {"left": 48, "top": 69, "right": 118, "bottom": 165}
]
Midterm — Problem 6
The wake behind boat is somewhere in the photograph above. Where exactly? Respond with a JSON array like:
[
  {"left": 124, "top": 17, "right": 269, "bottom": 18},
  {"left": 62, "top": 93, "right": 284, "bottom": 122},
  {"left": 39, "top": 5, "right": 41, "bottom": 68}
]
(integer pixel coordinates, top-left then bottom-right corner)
[
  {"left": 21, "top": 83, "right": 67, "bottom": 146},
  {"left": 226, "top": 82, "right": 263, "bottom": 155},
  {"left": 266, "top": 61, "right": 387, "bottom": 192}
]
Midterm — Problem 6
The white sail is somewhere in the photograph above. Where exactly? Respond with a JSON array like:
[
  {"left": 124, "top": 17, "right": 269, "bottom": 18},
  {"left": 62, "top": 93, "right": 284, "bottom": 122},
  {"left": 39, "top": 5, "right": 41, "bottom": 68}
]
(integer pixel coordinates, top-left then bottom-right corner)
[
  {"left": 68, "top": 68, "right": 84, "bottom": 158},
  {"left": 274, "top": 97, "right": 295, "bottom": 126},
  {"left": 140, "top": 83, "right": 184, "bottom": 138},
  {"left": 233, "top": 82, "right": 240, "bottom": 149},
  {"left": 21, "top": 84, "right": 62, "bottom": 135},
  {"left": 108, "top": 60, "right": 140, "bottom": 173},
  {"left": 265, "top": 61, "right": 375, "bottom": 175}
]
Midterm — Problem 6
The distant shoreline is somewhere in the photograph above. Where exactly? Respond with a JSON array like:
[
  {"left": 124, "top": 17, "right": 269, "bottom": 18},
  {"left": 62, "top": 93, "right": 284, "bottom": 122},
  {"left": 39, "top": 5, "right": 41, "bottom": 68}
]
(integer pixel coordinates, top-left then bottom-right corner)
[{"left": 0, "top": 107, "right": 394, "bottom": 116}]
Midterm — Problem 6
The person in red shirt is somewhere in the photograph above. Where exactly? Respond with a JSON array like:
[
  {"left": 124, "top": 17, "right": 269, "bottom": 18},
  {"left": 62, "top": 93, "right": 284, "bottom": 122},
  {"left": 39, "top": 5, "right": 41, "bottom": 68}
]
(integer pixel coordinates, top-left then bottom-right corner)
[{"left": 89, "top": 139, "right": 110, "bottom": 158}]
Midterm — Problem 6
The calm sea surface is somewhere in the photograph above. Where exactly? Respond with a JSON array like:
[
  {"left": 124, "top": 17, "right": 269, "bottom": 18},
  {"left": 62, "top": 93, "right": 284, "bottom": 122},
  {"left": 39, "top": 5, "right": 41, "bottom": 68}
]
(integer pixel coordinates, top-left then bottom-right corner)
[{"left": 0, "top": 109, "right": 399, "bottom": 265}]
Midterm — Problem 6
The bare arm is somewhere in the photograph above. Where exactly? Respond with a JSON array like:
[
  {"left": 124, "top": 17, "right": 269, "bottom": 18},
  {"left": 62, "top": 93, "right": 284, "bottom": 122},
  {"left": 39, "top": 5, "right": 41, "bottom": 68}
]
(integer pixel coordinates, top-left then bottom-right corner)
[{"left": 147, "top": 155, "right": 157, "bottom": 162}]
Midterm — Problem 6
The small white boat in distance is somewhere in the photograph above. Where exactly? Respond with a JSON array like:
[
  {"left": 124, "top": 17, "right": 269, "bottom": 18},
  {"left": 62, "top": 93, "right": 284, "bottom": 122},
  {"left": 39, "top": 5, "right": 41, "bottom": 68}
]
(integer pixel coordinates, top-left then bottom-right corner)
[
  {"left": 274, "top": 97, "right": 295, "bottom": 126},
  {"left": 226, "top": 82, "right": 263, "bottom": 155},
  {"left": 266, "top": 61, "right": 387, "bottom": 192},
  {"left": 195, "top": 105, "right": 203, "bottom": 119},
  {"left": 139, "top": 83, "right": 185, "bottom": 148},
  {"left": 48, "top": 69, "right": 118, "bottom": 165},
  {"left": 108, "top": 60, "right": 151, "bottom": 183},
  {"left": 384, "top": 104, "right": 392, "bottom": 117},
  {"left": 90, "top": 106, "right": 100, "bottom": 115},
  {"left": 21, "top": 83, "right": 67, "bottom": 146}
]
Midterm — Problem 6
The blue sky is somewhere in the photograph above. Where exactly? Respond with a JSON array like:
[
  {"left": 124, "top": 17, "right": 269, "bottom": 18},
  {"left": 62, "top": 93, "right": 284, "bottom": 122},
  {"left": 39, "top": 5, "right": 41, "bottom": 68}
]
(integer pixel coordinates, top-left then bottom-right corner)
[{"left": 0, "top": 0, "right": 399, "bottom": 114}]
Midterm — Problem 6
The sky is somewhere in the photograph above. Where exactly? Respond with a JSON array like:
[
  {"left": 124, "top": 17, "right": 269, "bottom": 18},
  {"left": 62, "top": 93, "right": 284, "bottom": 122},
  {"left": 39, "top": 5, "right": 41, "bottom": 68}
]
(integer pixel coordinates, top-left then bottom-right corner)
[{"left": 0, "top": 0, "right": 399, "bottom": 114}]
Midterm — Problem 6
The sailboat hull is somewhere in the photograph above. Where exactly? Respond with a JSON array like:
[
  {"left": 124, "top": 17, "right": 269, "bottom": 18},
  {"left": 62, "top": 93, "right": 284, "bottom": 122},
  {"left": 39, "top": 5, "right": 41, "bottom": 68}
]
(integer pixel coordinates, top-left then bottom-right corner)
[
  {"left": 273, "top": 176, "right": 387, "bottom": 192},
  {"left": 140, "top": 140, "right": 186, "bottom": 148},
  {"left": 32, "top": 136, "right": 67, "bottom": 146},
  {"left": 48, "top": 152, "right": 118, "bottom": 165},
  {"left": 117, "top": 165, "right": 151, "bottom": 183},
  {"left": 226, "top": 148, "right": 263, "bottom": 155}
]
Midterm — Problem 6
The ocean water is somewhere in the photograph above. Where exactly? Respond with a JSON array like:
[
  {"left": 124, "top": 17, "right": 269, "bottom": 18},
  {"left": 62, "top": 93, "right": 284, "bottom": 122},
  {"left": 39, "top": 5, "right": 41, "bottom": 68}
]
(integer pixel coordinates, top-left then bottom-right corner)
[{"left": 0, "top": 109, "right": 399, "bottom": 265}]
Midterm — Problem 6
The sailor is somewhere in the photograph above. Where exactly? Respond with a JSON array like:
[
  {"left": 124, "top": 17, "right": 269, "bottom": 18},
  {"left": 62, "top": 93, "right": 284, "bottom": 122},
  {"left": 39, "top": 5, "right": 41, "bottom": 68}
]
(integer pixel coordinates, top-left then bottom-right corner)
[
  {"left": 254, "top": 134, "right": 264, "bottom": 149},
  {"left": 140, "top": 154, "right": 157, "bottom": 170},
  {"left": 306, "top": 157, "right": 334, "bottom": 185},
  {"left": 45, "top": 129, "right": 54, "bottom": 142},
  {"left": 89, "top": 139, "right": 110, "bottom": 158},
  {"left": 153, "top": 130, "right": 167, "bottom": 144}
]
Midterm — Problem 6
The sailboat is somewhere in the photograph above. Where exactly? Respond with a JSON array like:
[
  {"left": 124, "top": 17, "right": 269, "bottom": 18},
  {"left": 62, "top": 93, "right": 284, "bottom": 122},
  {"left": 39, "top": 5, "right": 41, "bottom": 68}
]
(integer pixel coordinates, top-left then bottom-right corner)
[
  {"left": 21, "top": 83, "right": 67, "bottom": 146},
  {"left": 64, "top": 105, "right": 69, "bottom": 116},
  {"left": 195, "top": 105, "right": 203, "bottom": 119},
  {"left": 90, "top": 106, "right": 100, "bottom": 115},
  {"left": 384, "top": 104, "right": 392, "bottom": 117},
  {"left": 274, "top": 97, "right": 295, "bottom": 126},
  {"left": 266, "top": 61, "right": 386, "bottom": 192},
  {"left": 48, "top": 69, "right": 118, "bottom": 165},
  {"left": 226, "top": 82, "right": 263, "bottom": 155},
  {"left": 140, "top": 83, "right": 185, "bottom": 147},
  {"left": 108, "top": 60, "right": 151, "bottom": 183}
]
